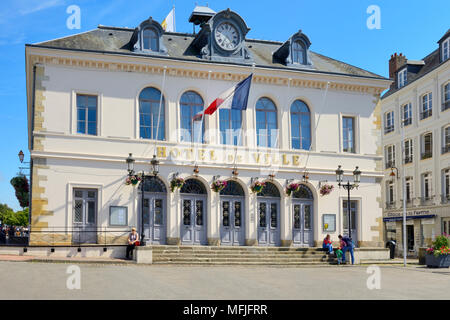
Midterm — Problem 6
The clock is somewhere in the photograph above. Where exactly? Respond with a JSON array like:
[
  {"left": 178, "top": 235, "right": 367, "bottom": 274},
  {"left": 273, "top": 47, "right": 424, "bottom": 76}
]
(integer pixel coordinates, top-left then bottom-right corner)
[{"left": 214, "top": 22, "right": 240, "bottom": 51}]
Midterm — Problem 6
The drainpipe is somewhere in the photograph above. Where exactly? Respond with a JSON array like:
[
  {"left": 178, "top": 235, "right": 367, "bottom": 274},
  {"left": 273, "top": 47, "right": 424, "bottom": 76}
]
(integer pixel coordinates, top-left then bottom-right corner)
[{"left": 28, "top": 64, "right": 37, "bottom": 235}]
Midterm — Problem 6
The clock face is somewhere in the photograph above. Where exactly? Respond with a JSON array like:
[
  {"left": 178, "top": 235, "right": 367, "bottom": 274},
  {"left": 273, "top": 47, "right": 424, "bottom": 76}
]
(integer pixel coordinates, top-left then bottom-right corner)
[{"left": 214, "top": 22, "right": 240, "bottom": 51}]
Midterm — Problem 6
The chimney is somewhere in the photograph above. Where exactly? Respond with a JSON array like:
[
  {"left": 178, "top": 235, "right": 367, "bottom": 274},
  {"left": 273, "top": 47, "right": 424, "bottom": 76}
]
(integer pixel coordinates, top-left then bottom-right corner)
[{"left": 388, "top": 53, "right": 407, "bottom": 89}]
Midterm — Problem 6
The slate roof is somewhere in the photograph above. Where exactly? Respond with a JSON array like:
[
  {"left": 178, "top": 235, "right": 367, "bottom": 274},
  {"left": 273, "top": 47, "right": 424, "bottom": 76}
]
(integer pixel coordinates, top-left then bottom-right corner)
[
  {"left": 28, "top": 25, "right": 386, "bottom": 80},
  {"left": 381, "top": 48, "right": 445, "bottom": 99}
]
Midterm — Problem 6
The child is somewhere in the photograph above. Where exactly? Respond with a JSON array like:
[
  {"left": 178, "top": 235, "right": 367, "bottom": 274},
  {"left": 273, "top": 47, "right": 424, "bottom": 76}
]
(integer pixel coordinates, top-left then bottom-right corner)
[{"left": 335, "top": 246, "right": 343, "bottom": 265}]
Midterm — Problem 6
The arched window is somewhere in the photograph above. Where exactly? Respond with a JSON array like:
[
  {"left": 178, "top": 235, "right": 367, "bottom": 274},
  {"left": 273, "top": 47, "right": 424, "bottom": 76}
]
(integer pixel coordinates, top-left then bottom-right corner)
[
  {"left": 142, "top": 28, "right": 159, "bottom": 51},
  {"left": 180, "top": 179, "right": 207, "bottom": 194},
  {"left": 292, "top": 41, "right": 305, "bottom": 64},
  {"left": 219, "top": 109, "right": 242, "bottom": 146},
  {"left": 290, "top": 100, "right": 311, "bottom": 150},
  {"left": 141, "top": 176, "right": 167, "bottom": 193},
  {"left": 256, "top": 97, "right": 278, "bottom": 148},
  {"left": 293, "top": 184, "right": 313, "bottom": 199},
  {"left": 257, "top": 181, "right": 280, "bottom": 198},
  {"left": 220, "top": 180, "right": 245, "bottom": 196},
  {"left": 180, "top": 91, "right": 204, "bottom": 143},
  {"left": 139, "top": 87, "right": 165, "bottom": 140}
]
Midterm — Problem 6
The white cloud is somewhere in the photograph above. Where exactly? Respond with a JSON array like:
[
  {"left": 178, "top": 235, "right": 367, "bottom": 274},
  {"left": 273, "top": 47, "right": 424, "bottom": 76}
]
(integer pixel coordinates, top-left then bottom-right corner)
[{"left": 18, "top": 0, "right": 65, "bottom": 16}]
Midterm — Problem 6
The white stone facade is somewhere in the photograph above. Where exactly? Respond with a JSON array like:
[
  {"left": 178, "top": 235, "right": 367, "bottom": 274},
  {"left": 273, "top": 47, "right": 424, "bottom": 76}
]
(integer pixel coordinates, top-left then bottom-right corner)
[{"left": 25, "top": 30, "right": 389, "bottom": 247}]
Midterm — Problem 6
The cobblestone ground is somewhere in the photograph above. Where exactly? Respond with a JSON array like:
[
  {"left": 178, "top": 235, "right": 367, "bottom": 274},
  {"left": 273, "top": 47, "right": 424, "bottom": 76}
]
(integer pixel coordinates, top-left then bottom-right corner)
[{"left": 0, "top": 261, "right": 449, "bottom": 300}]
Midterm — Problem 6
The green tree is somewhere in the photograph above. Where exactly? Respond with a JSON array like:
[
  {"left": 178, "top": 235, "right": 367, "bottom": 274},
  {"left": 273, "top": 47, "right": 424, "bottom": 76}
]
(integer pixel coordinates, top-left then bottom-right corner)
[{"left": 0, "top": 204, "right": 29, "bottom": 227}]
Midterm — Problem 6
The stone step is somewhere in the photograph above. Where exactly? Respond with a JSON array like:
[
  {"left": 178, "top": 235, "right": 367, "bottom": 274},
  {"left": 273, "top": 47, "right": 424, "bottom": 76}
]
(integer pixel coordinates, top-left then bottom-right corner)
[
  {"left": 152, "top": 253, "right": 331, "bottom": 259},
  {"left": 148, "top": 245, "right": 326, "bottom": 252},
  {"left": 152, "top": 261, "right": 338, "bottom": 265},
  {"left": 152, "top": 257, "right": 336, "bottom": 263},
  {"left": 150, "top": 248, "right": 328, "bottom": 254}
]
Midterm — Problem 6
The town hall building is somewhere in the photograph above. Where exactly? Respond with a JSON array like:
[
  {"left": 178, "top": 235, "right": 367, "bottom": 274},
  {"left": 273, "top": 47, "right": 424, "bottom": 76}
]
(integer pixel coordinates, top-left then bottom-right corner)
[{"left": 25, "top": 7, "right": 390, "bottom": 249}]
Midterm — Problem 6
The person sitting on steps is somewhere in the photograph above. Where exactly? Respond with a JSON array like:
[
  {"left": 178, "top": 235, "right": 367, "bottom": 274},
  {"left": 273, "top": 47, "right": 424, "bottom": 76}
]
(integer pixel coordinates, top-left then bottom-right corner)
[
  {"left": 126, "top": 227, "right": 139, "bottom": 260},
  {"left": 322, "top": 234, "right": 333, "bottom": 254}
]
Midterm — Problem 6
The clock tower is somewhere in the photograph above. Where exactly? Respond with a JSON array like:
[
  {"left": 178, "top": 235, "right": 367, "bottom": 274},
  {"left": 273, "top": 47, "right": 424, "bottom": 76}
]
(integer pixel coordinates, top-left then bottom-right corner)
[{"left": 190, "top": 8, "right": 253, "bottom": 64}]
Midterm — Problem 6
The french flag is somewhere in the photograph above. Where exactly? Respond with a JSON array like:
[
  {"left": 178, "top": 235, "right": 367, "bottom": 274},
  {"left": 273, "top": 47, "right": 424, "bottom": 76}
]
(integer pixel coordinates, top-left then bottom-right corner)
[{"left": 193, "top": 74, "right": 253, "bottom": 121}]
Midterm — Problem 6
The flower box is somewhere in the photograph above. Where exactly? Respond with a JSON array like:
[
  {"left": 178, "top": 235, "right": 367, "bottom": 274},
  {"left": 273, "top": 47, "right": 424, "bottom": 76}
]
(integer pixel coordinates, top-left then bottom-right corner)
[
  {"left": 250, "top": 181, "right": 266, "bottom": 194},
  {"left": 425, "top": 254, "right": 450, "bottom": 268},
  {"left": 211, "top": 180, "right": 227, "bottom": 193}
]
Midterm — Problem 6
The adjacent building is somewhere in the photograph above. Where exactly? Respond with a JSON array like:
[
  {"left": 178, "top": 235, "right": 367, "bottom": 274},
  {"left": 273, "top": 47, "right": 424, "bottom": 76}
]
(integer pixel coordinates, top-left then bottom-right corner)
[
  {"left": 381, "top": 29, "right": 450, "bottom": 256},
  {"left": 25, "top": 7, "right": 389, "bottom": 248}
]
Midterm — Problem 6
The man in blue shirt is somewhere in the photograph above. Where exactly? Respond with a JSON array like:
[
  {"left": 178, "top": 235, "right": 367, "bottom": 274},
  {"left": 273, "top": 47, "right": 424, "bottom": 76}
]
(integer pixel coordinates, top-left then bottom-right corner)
[{"left": 338, "top": 234, "right": 354, "bottom": 265}]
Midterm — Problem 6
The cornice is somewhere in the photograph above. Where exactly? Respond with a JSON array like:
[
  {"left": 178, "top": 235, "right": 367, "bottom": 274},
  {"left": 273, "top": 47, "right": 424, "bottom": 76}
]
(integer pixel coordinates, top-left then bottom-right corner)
[{"left": 27, "top": 52, "right": 387, "bottom": 95}]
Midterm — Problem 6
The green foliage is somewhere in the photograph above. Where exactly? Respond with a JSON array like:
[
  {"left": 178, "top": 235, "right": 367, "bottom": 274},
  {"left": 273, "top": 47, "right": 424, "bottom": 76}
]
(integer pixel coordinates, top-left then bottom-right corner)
[
  {"left": 0, "top": 204, "right": 29, "bottom": 227},
  {"left": 433, "top": 235, "right": 450, "bottom": 250},
  {"left": 10, "top": 175, "right": 29, "bottom": 208}
]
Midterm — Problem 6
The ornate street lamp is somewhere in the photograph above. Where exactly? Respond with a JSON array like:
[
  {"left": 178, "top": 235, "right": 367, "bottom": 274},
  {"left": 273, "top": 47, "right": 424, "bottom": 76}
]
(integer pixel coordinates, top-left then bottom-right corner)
[
  {"left": 151, "top": 155, "right": 160, "bottom": 176},
  {"left": 336, "top": 165, "right": 361, "bottom": 240},
  {"left": 18, "top": 150, "right": 25, "bottom": 163},
  {"left": 126, "top": 153, "right": 135, "bottom": 176}
]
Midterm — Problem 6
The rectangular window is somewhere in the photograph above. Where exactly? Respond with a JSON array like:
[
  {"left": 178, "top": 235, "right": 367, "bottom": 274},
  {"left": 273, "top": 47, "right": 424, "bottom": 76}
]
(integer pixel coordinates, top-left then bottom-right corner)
[
  {"left": 420, "top": 93, "right": 432, "bottom": 120},
  {"left": 109, "top": 206, "right": 128, "bottom": 226},
  {"left": 444, "top": 169, "right": 450, "bottom": 201},
  {"left": 385, "top": 145, "right": 395, "bottom": 168},
  {"left": 384, "top": 111, "right": 395, "bottom": 134},
  {"left": 73, "top": 188, "right": 97, "bottom": 225},
  {"left": 343, "top": 200, "right": 357, "bottom": 231},
  {"left": 387, "top": 181, "right": 395, "bottom": 206},
  {"left": 342, "top": 116, "right": 355, "bottom": 153},
  {"left": 422, "top": 173, "right": 432, "bottom": 201},
  {"left": 444, "top": 126, "right": 450, "bottom": 154},
  {"left": 405, "top": 177, "right": 412, "bottom": 202},
  {"left": 443, "top": 83, "right": 450, "bottom": 111},
  {"left": 219, "top": 109, "right": 242, "bottom": 146},
  {"left": 421, "top": 133, "right": 433, "bottom": 159},
  {"left": 398, "top": 69, "right": 407, "bottom": 88},
  {"left": 402, "top": 103, "right": 412, "bottom": 126},
  {"left": 443, "top": 38, "right": 449, "bottom": 61},
  {"left": 76, "top": 95, "right": 97, "bottom": 135},
  {"left": 404, "top": 139, "right": 413, "bottom": 164}
]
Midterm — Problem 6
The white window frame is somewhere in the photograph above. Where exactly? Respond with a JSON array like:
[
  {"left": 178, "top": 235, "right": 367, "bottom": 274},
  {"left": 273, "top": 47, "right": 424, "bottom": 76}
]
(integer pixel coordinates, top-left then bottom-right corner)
[
  {"left": 443, "top": 169, "right": 450, "bottom": 200},
  {"left": 443, "top": 81, "right": 450, "bottom": 111},
  {"left": 421, "top": 92, "right": 432, "bottom": 120},
  {"left": 385, "top": 144, "right": 395, "bottom": 168},
  {"left": 398, "top": 68, "right": 407, "bottom": 88},
  {"left": 442, "top": 38, "right": 450, "bottom": 61},
  {"left": 405, "top": 177, "right": 413, "bottom": 202},
  {"left": 384, "top": 111, "right": 395, "bottom": 134},
  {"left": 421, "top": 132, "right": 433, "bottom": 159},
  {"left": 404, "top": 139, "right": 413, "bottom": 164},
  {"left": 422, "top": 173, "right": 432, "bottom": 200},
  {"left": 401, "top": 103, "right": 412, "bottom": 126}
]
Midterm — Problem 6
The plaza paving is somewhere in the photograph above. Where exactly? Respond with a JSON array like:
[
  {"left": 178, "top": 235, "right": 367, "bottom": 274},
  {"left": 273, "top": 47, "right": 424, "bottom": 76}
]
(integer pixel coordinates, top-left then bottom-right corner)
[{"left": 0, "top": 261, "right": 449, "bottom": 299}]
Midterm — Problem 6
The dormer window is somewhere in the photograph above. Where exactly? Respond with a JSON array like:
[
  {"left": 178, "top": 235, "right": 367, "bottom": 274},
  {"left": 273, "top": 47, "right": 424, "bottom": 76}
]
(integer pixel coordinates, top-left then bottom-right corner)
[
  {"left": 143, "top": 28, "right": 159, "bottom": 51},
  {"left": 398, "top": 68, "right": 407, "bottom": 88},
  {"left": 129, "top": 17, "right": 167, "bottom": 55},
  {"left": 292, "top": 41, "right": 306, "bottom": 64},
  {"left": 443, "top": 38, "right": 449, "bottom": 61}
]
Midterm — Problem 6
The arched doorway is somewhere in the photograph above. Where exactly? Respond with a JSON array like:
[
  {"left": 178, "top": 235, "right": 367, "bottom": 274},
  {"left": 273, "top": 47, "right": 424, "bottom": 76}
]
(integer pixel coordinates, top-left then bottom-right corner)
[
  {"left": 180, "top": 179, "right": 207, "bottom": 245},
  {"left": 141, "top": 176, "right": 167, "bottom": 244},
  {"left": 257, "top": 181, "right": 281, "bottom": 246},
  {"left": 220, "top": 180, "right": 245, "bottom": 246},
  {"left": 292, "top": 184, "right": 314, "bottom": 247}
]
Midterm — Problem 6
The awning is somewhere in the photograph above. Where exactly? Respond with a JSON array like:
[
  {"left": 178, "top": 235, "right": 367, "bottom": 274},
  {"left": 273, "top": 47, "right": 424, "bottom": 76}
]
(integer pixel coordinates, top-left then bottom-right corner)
[{"left": 383, "top": 214, "right": 436, "bottom": 222}]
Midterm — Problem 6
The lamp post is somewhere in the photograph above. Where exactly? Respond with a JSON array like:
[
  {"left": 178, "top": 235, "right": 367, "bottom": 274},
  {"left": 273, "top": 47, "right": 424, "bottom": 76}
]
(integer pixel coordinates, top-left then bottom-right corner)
[
  {"left": 335, "top": 165, "right": 361, "bottom": 240},
  {"left": 126, "top": 153, "right": 160, "bottom": 247}
]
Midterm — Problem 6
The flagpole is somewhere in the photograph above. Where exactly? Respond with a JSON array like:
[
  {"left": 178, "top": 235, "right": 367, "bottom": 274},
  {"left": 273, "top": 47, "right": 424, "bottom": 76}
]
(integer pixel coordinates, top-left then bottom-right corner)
[
  {"left": 154, "top": 66, "right": 167, "bottom": 156},
  {"left": 194, "top": 71, "right": 212, "bottom": 169},
  {"left": 232, "top": 65, "right": 255, "bottom": 170}
]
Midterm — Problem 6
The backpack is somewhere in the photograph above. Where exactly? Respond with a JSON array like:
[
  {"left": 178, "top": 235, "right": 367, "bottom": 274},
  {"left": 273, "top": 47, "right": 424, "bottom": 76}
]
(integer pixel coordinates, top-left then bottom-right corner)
[{"left": 343, "top": 237, "right": 353, "bottom": 247}]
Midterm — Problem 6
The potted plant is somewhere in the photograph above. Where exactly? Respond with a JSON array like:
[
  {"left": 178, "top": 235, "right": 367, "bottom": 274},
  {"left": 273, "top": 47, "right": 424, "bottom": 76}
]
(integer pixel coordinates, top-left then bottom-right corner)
[
  {"left": 125, "top": 174, "right": 141, "bottom": 186},
  {"left": 250, "top": 181, "right": 266, "bottom": 194},
  {"left": 285, "top": 182, "right": 300, "bottom": 196},
  {"left": 426, "top": 234, "right": 450, "bottom": 268},
  {"left": 319, "top": 184, "right": 334, "bottom": 196},
  {"left": 211, "top": 179, "right": 227, "bottom": 192},
  {"left": 170, "top": 177, "right": 185, "bottom": 192}
]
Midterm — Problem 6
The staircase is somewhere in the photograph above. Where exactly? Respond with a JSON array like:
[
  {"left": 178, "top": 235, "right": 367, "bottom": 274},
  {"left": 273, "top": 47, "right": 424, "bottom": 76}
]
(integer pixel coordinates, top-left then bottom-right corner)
[{"left": 148, "top": 245, "right": 337, "bottom": 265}]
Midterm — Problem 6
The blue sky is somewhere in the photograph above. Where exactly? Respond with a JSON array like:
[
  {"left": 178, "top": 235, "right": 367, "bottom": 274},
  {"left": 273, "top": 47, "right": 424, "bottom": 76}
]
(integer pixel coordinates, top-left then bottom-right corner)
[{"left": 0, "top": 0, "right": 449, "bottom": 211}]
